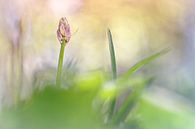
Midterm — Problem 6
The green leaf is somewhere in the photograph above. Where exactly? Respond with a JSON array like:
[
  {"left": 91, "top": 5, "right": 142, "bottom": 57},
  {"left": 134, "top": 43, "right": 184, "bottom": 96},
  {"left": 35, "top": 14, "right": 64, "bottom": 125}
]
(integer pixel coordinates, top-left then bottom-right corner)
[
  {"left": 107, "top": 29, "right": 118, "bottom": 121},
  {"left": 107, "top": 29, "right": 117, "bottom": 80},
  {"left": 112, "top": 93, "right": 137, "bottom": 124},
  {"left": 112, "top": 77, "right": 153, "bottom": 124},
  {"left": 119, "top": 48, "right": 169, "bottom": 81}
]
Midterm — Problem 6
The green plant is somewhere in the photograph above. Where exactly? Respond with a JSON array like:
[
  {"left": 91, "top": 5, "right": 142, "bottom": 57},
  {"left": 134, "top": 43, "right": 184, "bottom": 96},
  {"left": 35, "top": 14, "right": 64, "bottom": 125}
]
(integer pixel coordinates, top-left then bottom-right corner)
[
  {"left": 101, "top": 29, "right": 169, "bottom": 126},
  {"left": 56, "top": 17, "right": 71, "bottom": 87},
  {"left": 0, "top": 18, "right": 170, "bottom": 129}
]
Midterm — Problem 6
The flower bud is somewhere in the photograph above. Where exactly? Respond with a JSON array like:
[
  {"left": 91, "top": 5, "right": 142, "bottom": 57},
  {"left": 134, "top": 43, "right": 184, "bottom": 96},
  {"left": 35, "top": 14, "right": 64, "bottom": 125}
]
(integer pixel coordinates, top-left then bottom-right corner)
[{"left": 57, "top": 17, "right": 71, "bottom": 43}]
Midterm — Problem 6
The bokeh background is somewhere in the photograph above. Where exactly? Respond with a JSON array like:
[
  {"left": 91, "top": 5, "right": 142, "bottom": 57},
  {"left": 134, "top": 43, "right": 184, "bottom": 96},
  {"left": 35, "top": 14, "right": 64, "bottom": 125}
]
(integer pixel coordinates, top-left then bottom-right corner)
[{"left": 0, "top": 0, "right": 195, "bottom": 128}]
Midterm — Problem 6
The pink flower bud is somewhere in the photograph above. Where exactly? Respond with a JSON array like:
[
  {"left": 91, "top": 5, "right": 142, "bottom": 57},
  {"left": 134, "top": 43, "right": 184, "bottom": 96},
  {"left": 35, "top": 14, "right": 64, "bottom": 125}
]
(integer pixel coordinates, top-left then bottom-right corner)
[{"left": 57, "top": 17, "right": 71, "bottom": 43}]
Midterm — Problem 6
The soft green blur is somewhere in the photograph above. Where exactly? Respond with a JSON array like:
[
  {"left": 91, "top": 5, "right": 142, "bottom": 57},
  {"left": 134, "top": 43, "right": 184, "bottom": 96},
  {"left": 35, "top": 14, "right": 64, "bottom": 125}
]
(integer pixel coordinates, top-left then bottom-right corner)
[
  {"left": 0, "top": 71, "right": 194, "bottom": 129},
  {"left": 0, "top": 0, "right": 195, "bottom": 129}
]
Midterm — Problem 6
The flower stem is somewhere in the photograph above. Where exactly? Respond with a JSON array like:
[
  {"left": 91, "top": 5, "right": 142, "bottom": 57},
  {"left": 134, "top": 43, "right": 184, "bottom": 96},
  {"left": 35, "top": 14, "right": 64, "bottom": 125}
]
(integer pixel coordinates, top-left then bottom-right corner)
[{"left": 56, "top": 39, "right": 66, "bottom": 87}]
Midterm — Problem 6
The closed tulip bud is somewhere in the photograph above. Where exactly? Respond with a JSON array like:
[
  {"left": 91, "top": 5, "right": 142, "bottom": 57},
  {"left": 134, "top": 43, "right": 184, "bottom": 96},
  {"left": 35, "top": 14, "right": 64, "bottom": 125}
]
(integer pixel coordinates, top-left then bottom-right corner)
[{"left": 57, "top": 17, "right": 71, "bottom": 43}]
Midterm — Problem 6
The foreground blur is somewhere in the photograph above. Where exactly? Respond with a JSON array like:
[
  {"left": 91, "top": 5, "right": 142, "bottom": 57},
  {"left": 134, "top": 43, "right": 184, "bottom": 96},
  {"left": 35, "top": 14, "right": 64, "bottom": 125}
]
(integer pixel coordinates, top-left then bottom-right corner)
[{"left": 0, "top": 0, "right": 195, "bottom": 129}]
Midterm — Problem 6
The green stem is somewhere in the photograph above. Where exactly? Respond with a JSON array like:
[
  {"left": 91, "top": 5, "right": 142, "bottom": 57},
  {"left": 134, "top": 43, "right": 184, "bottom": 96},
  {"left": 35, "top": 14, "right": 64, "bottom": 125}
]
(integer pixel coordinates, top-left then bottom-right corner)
[{"left": 56, "top": 40, "right": 66, "bottom": 87}]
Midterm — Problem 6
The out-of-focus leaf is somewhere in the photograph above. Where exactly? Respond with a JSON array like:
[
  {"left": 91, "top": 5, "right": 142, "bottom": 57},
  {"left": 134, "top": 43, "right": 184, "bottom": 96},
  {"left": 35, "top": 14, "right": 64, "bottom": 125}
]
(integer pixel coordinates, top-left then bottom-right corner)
[
  {"left": 107, "top": 29, "right": 117, "bottom": 122},
  {"left": 112, "top": 89, "right": 138, "bottom": 124},
  {"left": 107, "top": 29, "right": 117, "bottom": 80},
  {"left": 118, "top": 49, "right": 169, "bottom": 81},
  {"left": 74, "top": 71, "right": 105, "bottom": 91},
  {"left": 112, "top": 78, "right": 152, "bottom": 124},
  {"left": 137, "top": 98, "right": 195, "bottom": 129},
  {"left": 0, "top": 86, "right": 110, "bottom": 129},
  {"left": 98, "top": 76, "right": 153, "bottom": 101}
]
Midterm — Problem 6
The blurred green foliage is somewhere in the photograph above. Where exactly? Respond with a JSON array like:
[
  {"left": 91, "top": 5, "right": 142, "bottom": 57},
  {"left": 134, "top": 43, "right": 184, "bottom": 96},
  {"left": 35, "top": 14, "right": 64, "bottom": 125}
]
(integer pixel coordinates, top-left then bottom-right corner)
[
  {"left": 137, "top": 98, "right": 195, "bottom": 129},
  {"left": 0, "top": 71, "right": 194, "bottom": 129},
  {"left": 0, "top": 29, "right": 194, "bottom": 129}
]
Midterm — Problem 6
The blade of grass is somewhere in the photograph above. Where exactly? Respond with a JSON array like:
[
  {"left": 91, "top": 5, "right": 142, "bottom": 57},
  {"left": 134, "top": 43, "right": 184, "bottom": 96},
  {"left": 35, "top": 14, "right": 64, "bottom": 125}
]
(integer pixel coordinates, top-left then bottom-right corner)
[
  {"left": 107, "top": 28, "right": 117, "bottom": 121},
  {"left": 119, "top": 49, "right": 169, "bottom": 81},
  {"left": 113, "top": 95, "right": 137, "bottom": 124},
  {"left": 107, "top": 29, "right": 117, "bottom": 80},
  {"left": 112, "top": 49, "right": 169, "bottom": 123},
  {"left": 113, "top": 77, "right": 153, "bottom": 124}
]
